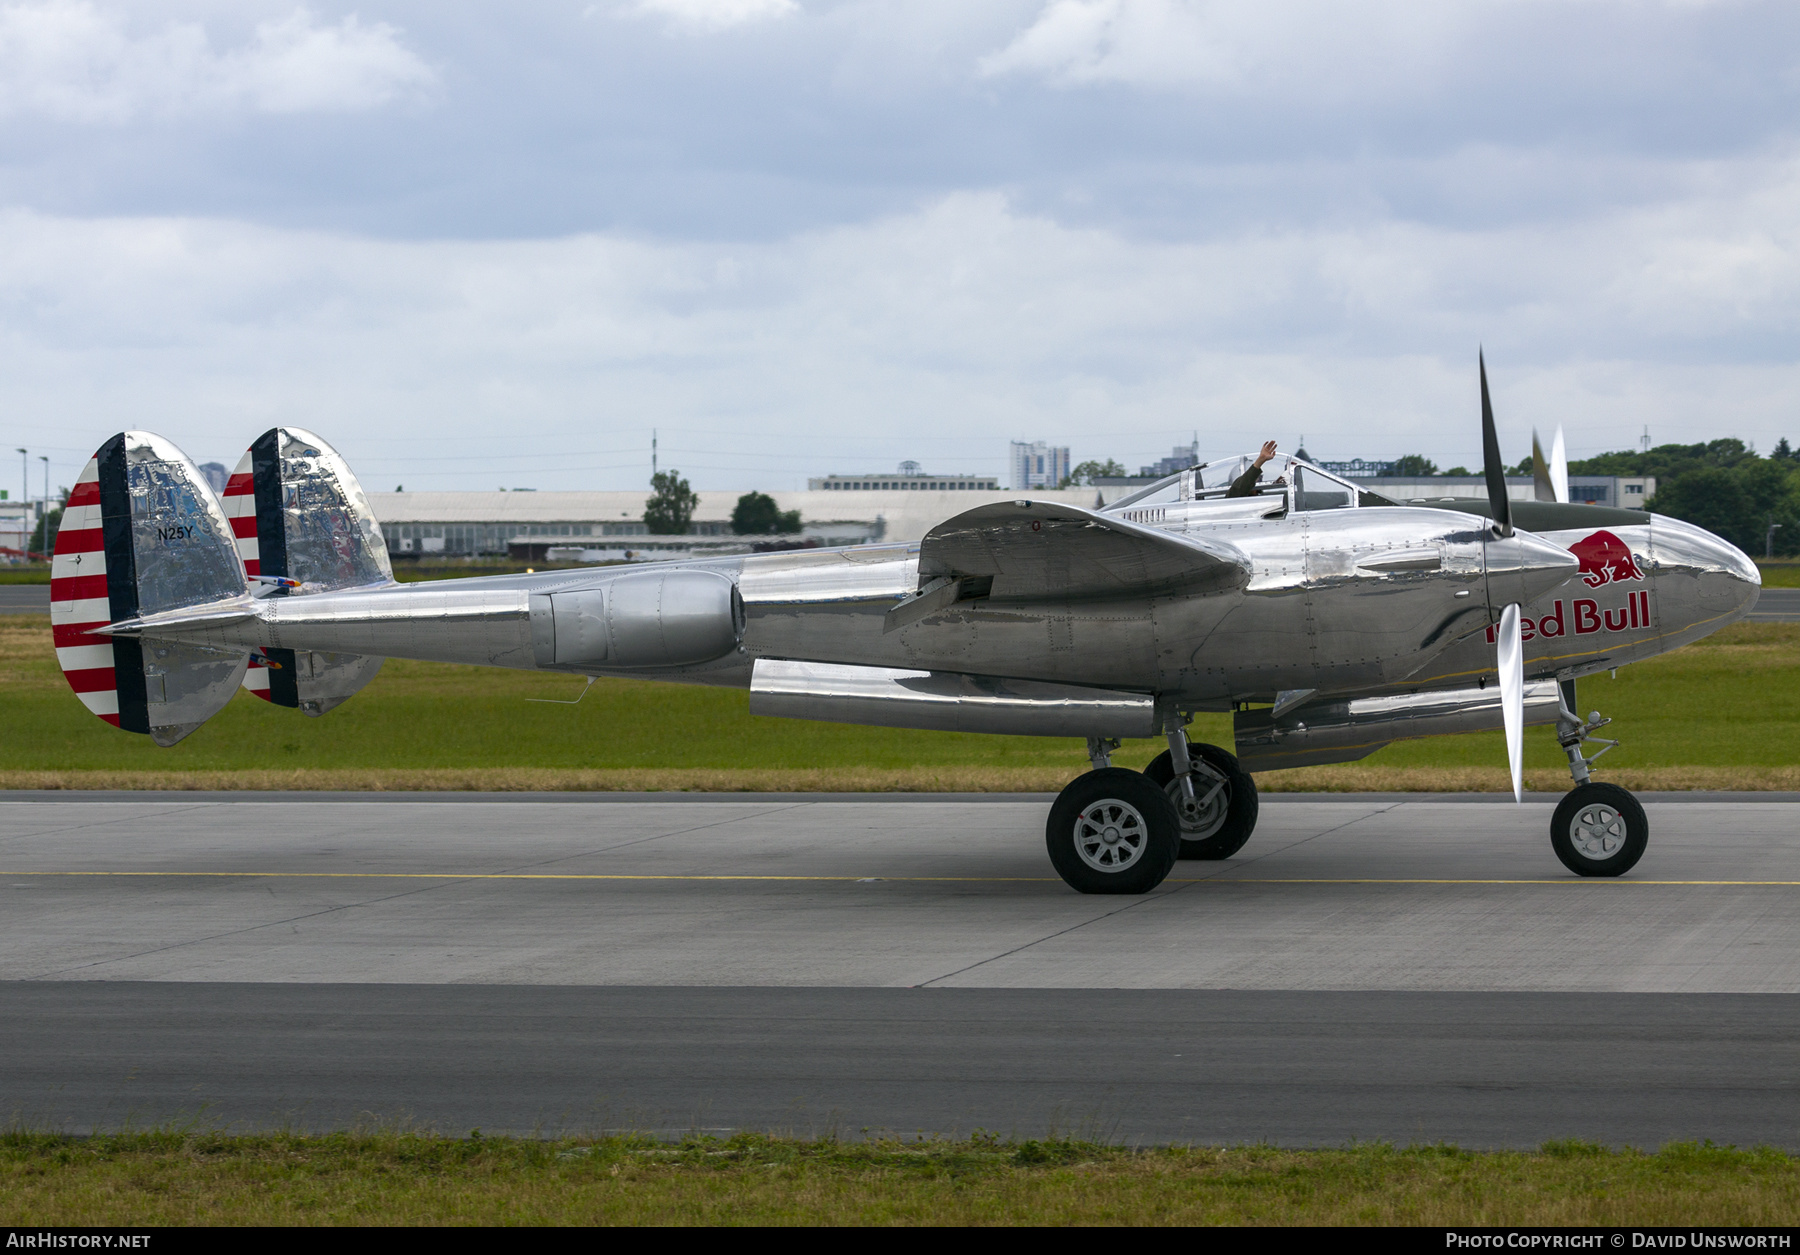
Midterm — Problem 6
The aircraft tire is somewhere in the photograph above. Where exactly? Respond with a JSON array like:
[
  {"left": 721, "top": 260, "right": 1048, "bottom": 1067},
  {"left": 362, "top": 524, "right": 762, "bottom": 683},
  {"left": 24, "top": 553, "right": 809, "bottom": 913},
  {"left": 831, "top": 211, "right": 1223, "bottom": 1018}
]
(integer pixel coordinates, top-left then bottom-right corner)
[
  {"left": 1550, "top": 782, "right": 1648, "bottom": 877},
  {"left": 1144, "top": 743, "right": 1259, "bottom": 860},
  {"left": 1046, "top": 768, "right": 1181, "bottom": 895}
]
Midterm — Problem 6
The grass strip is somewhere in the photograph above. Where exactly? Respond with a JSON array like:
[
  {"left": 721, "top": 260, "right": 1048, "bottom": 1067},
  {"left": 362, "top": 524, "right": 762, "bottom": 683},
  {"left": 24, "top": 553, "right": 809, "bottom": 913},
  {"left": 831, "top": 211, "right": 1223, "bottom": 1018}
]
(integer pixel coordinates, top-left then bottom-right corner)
[
  {"left": 0, "top": 765, "right": 1798, "bottom": 792},
  {"left": 4, "top": 1131, "right": 1799, "bottom": 1226},
  {"left": 4, "top": 616, "right": 1797, "bottom": 791}
]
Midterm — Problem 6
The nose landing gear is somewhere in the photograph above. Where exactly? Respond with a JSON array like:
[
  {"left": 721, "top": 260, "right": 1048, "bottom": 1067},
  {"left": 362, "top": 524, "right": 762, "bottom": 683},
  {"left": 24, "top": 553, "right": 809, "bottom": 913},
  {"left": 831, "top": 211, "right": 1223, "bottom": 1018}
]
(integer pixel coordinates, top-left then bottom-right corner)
[{"left": 1550, "top": 680, "right": 1647, "bottom": 876}]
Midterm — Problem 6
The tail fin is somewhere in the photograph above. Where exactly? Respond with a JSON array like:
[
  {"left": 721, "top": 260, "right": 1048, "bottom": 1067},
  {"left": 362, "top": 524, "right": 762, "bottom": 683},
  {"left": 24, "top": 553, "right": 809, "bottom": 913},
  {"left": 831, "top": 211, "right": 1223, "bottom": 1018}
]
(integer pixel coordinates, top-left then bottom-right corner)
[
  {"left": 51, "top": 432, "right": 250, "bottom": 745},
  {"left": 223, "top": 427, "right": 389, "bottom": 715}
]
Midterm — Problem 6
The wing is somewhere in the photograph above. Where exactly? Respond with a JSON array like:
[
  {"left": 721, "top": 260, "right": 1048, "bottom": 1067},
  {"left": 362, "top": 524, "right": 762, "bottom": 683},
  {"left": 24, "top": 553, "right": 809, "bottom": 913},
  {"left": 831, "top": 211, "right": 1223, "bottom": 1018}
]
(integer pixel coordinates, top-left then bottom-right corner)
[{"left": 895, "top": 500, "right": 1250, "bottom": 628}]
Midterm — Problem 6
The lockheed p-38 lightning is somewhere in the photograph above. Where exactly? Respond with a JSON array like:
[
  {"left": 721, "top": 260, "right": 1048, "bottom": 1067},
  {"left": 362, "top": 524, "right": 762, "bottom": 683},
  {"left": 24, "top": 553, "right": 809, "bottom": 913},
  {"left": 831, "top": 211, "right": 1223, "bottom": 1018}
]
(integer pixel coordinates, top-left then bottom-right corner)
[{"left": 50, "top": 365, "right": 1761, "bottom": 893}]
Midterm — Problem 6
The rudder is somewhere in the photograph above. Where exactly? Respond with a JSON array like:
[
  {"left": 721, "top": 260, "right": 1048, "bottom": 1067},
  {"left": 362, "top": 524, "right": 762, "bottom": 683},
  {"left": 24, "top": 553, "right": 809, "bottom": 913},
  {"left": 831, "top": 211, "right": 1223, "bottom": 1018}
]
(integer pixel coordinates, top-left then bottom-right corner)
[
  {"left": 224, "top": 427, "right": 391, "bottom": 715},
  {"left": 52, "top": 432, "right": 251, "bottom": 745}
]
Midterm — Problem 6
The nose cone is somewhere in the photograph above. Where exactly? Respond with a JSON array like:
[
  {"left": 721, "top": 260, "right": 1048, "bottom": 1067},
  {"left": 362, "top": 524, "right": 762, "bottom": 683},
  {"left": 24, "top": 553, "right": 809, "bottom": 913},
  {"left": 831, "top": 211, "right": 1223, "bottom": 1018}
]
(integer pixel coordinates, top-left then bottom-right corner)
[
  {"left": 1486, "top": 529, "right": 1581, "bottom": 609},
  {"left": 1650, "top": 514, "right": 1761, "bottom": 627}
]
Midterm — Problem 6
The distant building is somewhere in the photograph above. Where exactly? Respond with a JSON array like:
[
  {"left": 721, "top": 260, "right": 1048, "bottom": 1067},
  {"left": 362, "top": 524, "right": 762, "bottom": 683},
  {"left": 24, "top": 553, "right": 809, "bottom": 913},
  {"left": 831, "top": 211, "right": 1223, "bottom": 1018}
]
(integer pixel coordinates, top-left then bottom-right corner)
[
  {"left": 197, "top": 462, "right": 229, "bottom": 495},
  {"left": 1362, "top": 475, "right": 1656, "bottom": 506},
  {"left": 1139, "top": 442, "right": 1200, "bottom": 479},
  {"left": 809, "top": 465, "right": 999, "bottom": 492},
  {"left": 1317, "top": 458, "right": 1399, "bottom": 478},
  {"left": 0, "top": 502, "right": 33, "bottom": 559},
  {"left": 1568, "top": 476, "right": 1655, "bottom": 508},
  {"left": 1010, "top": 441, "right": 1070, "bottom": 490}
]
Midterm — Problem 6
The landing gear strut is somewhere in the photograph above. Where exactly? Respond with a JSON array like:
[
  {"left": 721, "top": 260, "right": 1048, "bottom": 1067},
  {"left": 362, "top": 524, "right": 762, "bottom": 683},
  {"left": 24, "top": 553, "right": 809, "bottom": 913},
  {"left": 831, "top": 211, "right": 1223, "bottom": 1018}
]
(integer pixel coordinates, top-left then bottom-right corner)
[
  {"left": 1549, "top": 679, "right": 1647, "bottom": 877},
  {"left": 1143, "top": 728, "right": 1259, "bottom": 860}
]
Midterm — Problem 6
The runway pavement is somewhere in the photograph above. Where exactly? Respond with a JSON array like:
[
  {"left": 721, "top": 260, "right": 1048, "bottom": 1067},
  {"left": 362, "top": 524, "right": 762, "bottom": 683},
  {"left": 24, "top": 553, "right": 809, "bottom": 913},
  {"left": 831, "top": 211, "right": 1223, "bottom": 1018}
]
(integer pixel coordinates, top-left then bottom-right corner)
[
  {"left": 5, "top": 792, "right": 1800, "bottom": 1146},
  {"left": 1749, "top": 587, "right": 1800, "bottom": 621},
  {"left": 0, "top": 585, "right": 48, "bottom": 614}
]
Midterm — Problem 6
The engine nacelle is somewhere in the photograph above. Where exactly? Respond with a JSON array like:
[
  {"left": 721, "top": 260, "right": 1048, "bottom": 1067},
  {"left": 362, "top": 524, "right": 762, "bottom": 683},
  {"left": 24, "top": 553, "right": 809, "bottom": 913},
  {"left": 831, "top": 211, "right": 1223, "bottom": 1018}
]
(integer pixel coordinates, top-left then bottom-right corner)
[
  {"left": 531, "top": 570, "right": 743, "bottom": 669},
  {"left": 1233, "top": 681, "right": 1562, "bottom": 772}
]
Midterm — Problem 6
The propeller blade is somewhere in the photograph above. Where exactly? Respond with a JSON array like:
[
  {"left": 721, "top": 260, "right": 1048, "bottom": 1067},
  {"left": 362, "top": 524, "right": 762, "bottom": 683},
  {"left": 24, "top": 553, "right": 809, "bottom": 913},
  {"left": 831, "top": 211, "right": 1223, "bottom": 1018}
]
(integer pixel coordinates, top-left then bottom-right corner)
[
  {"left": 1549, "top": 425, "right": 1569, "bottom": 504},
  {"left": 1480, "top": 351, "right": 1513, "bottom": 537},
  {"left": 1531, "top": 430, "right": 1555, "bottom": 502},
  {"left": 1497, "top": 602, "right": 1524, "bottom": 803}
]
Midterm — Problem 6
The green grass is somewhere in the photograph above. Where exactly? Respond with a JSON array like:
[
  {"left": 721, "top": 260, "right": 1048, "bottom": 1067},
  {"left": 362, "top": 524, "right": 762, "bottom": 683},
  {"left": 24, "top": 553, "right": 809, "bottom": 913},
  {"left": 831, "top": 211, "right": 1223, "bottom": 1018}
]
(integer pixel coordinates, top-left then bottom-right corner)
[
  {"left": 3, "top": 616, "right": 1797, "bottom": 790},
  {"left": 4, "top": 1131, "right": 1798, "bottom": 1225},
  {"left": 1760, "top": 561, "right": 1800, "bottom": 588}
]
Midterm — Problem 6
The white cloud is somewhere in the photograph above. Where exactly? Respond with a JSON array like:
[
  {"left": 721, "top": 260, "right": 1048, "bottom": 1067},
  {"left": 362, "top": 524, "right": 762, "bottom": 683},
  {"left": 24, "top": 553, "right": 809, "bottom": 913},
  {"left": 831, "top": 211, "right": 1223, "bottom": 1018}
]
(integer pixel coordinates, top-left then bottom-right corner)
[
  {"left": 0, "top": 2, "right": 436, "bottom": 122},
  {"left": 979, "top": 0, "right": 1459, "bottom": 94},
  {"left": 631, "top": 0, "right": 799, "bottom": 36},
  {"left": 1, "top": 152, "right": 1797, "bottom": 487}
]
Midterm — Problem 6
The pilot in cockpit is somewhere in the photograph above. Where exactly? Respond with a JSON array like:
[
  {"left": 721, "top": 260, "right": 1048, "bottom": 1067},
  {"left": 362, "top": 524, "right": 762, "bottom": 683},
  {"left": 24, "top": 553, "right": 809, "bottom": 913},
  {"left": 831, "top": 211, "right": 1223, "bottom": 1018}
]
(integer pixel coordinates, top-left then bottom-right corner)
[{"left": 1225, "top": 441, "right": 1289, "bottom": 498}]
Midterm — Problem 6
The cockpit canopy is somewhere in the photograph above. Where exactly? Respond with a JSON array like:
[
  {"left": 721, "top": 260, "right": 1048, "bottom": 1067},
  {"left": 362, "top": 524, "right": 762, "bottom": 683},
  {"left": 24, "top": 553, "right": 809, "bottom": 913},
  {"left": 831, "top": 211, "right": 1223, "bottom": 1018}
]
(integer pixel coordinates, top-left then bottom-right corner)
[{"left": 1101, "top": 453, "right": 1390, "bottom": 521}]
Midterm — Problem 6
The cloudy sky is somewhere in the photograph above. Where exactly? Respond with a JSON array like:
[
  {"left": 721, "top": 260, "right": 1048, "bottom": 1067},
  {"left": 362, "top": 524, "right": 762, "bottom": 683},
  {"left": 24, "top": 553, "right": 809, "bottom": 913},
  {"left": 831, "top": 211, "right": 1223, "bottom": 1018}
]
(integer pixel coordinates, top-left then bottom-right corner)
[{"left": 1, "top": 0, "right": 1796, "bottom": 493}]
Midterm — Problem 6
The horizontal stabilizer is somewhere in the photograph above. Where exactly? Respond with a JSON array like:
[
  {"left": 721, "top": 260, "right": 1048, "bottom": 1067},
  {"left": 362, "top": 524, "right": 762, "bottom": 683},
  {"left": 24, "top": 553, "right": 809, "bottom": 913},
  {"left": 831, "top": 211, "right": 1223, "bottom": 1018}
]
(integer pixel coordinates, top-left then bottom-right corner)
[{"left": 915, "top": 500, "right": 1250, "bottom": 605}]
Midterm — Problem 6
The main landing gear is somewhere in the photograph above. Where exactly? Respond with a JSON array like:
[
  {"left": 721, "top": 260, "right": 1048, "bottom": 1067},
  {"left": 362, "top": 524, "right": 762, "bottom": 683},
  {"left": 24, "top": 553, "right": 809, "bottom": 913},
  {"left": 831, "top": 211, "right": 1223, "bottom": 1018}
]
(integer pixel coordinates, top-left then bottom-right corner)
[
  {"left": 1045, "top": 728, "right": 1262, "bottom": 894},
  {"left": 1549, "top": 680, "right": 1647, "bottom": 877}
]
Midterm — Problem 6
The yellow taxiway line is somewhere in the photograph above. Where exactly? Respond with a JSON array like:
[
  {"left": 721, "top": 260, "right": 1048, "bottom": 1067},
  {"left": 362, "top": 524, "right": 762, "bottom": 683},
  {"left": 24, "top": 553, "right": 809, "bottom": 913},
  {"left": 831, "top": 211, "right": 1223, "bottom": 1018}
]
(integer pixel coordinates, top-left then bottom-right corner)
[{"left": 5, "top": 871, "right": 1800, "bottom": 886}]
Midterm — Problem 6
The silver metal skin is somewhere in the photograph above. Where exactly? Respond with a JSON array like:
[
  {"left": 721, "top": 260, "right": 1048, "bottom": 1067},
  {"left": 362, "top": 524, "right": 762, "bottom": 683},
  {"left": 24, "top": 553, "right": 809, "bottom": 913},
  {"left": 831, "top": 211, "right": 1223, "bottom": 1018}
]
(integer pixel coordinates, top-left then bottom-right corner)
[
  {"left": 749, "top": 660, "right": 1156, "bottom": 738},
  {"left": 124, "top": 433, "right": 246, "bottom": 621},
  {"left": 1233, "top": 679, "right": 1562, "bottom": 773},
  {"left": 266, "top": 427, "right": 393, "bottom": 592},
  {"left": 83, "top": 442, "right": 1759, "bottom": 769},
  {"left": 282, "top": 650, "right": 387, "bottom": 717},
  {"left": 235, "top": 427, "right": 394, "bottom": 713},
  {"left": 117, "top": 434, "right": 250, "bottom": 746}
]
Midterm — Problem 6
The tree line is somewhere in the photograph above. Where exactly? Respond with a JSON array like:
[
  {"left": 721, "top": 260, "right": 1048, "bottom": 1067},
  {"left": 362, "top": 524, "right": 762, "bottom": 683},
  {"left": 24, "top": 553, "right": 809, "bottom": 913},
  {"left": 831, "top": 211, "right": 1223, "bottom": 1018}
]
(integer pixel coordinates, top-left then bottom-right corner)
[
  {"left": 1388, "top": 438, "right": 1800, "bottom": 556},
  {"left": 644, "top": 471, "right": 803, "bottom": 536}
]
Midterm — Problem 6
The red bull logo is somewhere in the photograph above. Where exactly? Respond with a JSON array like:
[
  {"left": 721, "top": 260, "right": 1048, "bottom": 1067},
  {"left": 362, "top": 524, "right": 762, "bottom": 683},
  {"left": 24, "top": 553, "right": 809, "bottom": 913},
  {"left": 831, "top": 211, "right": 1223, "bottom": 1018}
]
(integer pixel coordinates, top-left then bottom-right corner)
[{"left": 1568, "top": 529, "right": 1644, "bottom": 589}]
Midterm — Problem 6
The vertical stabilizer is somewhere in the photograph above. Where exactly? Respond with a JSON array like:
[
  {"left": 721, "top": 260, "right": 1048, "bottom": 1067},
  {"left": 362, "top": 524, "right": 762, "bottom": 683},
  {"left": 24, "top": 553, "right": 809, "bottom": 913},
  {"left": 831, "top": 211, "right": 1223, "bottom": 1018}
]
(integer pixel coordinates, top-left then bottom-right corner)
[
  {"left": 224, "top": 427, "right": 390, "bottom": 715},
  {"left": 51, "top": 433, "right": 250, "bottom": 745}
]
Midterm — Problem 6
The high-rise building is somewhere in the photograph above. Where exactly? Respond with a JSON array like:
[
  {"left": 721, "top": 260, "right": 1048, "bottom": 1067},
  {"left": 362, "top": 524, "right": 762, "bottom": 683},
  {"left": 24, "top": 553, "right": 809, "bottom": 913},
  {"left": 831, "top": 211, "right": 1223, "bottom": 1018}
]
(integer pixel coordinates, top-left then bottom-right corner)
[
  {"left": 1010, "top": 441, "right": 1070, "bottom": 490},
  {"left": 1139, "top": 442, "right": 1200, "bottom": 478},
  {"left": 197, "top": 462, "right": 229, "bottom": 495}
]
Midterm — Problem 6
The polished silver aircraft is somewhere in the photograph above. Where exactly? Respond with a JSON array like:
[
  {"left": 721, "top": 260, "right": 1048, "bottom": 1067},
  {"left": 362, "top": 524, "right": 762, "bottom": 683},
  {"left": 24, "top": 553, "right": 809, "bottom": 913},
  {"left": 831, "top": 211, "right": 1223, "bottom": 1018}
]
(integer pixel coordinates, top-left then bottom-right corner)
[{"left": 51, "top": 363, "right": 1761, "bottom": 893}]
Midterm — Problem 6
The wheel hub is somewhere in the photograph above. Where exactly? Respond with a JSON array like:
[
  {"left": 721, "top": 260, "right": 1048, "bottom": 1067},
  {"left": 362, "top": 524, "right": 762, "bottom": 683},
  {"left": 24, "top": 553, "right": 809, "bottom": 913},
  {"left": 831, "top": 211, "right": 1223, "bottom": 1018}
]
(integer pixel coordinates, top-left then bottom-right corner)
[
  {"left": 1570, "top": 802, "right": 1628, "bottom": 859},
  {"left": 1074, "top": 800, "right": 1148, "bottom": 872},
  {"left": 1164, "top": 762, "right": 1229, "bottom": 839}
]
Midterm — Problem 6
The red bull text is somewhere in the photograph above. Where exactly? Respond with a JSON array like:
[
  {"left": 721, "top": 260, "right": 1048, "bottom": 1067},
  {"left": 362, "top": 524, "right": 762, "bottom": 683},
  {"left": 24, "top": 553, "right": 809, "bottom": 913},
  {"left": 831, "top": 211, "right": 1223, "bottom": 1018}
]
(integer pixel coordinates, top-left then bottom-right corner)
[{"left": 1485, "top": 588, "right": 1653, "bottom": 644}]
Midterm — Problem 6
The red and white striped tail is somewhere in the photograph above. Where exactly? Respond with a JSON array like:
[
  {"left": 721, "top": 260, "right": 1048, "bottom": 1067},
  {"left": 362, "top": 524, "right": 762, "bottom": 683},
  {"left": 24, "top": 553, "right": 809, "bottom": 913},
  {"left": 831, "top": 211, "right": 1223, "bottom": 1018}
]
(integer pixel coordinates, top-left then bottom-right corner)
[
  {"left": 223, "top": 446, "right": 272, "bottom": 701},
  {"left": 49, "top": 454, "right": 119, "bottom": 726},
  {"left": 51, "top": 432, "right": 251, "bottom": 743},
  {"left": 223, "top": 453, "right": 260, "bottom": 579},
  {"left": 226, "top": 427, "right": 389, "bottom": 713}
]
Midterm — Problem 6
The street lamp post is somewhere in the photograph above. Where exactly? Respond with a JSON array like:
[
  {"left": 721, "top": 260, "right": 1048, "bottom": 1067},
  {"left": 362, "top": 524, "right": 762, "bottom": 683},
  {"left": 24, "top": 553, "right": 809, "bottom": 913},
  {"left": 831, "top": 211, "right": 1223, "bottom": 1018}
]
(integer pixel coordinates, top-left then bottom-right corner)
[
  {"left": 14, "top": 448, "right": 24, "bottom": 560},
  {"left": 1769, "top": 521, "right": 1784, "bottom": 561},
  {"left": 38, "top": 455, "right": 49, "bottom": 558}
]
